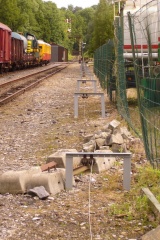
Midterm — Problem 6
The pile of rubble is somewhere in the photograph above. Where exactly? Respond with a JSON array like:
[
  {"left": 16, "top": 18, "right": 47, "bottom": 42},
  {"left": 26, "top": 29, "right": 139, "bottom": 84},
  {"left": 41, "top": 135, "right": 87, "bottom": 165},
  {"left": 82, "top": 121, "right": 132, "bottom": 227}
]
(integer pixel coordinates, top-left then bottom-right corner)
[{"left": 82, "top": 119, "right": 139, "bottom": 153}]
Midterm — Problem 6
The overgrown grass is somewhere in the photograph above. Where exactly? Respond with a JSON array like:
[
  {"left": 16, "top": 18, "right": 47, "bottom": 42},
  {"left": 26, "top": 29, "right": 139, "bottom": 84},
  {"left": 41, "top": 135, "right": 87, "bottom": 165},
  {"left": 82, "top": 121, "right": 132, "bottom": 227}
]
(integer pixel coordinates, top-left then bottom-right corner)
[{"left": 105, "top": 163, "right": 160, "bottom": 226}]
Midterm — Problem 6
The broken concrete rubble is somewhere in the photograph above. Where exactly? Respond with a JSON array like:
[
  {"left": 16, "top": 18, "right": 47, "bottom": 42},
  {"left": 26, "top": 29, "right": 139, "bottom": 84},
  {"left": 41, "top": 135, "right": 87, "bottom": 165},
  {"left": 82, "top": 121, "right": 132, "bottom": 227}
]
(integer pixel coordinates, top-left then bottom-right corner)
[
  {"left": 27, "top": 186, "right": 49, "bottom": 199},
  {"left": 82, "top": 120, "right": 133, "bottom": 154}
]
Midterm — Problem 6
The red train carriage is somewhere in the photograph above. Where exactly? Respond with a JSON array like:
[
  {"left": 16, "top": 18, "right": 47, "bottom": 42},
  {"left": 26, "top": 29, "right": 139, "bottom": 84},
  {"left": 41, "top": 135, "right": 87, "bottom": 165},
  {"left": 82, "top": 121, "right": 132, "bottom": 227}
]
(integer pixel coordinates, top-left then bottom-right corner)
[
  {"left": 0, "top": 22, "right": 11, "bottom": 73},
  {"left": 11, "top": 32, "right": 24, "bottom": 70}
]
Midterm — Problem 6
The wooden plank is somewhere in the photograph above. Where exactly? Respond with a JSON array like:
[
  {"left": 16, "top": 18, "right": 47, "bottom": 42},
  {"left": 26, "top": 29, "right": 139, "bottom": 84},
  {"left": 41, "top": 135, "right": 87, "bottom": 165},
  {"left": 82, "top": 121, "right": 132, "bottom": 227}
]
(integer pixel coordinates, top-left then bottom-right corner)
[{"left": 73, "top": 166, "right": 89, "bottom": 175}]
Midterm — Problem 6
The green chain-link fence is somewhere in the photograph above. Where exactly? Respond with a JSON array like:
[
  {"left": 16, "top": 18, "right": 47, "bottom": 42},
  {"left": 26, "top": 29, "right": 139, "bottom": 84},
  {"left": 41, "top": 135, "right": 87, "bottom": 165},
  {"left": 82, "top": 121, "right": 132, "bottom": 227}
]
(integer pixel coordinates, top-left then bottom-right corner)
[
  {"left": 127, "top": 0, "right": 160, "bottom": 167},
  {"left": 94, "top": 0, "right": 160, "bottom": 167}
]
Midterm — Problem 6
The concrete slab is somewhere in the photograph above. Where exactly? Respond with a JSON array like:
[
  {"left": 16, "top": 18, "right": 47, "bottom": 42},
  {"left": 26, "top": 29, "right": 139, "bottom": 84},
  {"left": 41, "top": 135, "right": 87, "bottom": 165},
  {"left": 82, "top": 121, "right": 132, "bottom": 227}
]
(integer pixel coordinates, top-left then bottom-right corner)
[
  {"left": 141, "top": 225, "right": 160, "bottom": 240},
  {"left": 0, "top": 167, "right": 75, "bottom": 195},
  {"left": 142, "top": 187, "right": 160, "bottom": 221},
  {"left": 92, "top": 150, "right": 116, "bottom": 173},
  {"left": 47, "top": 149, "right": 81, "bottom": 169},
  {"left": 0, "top": 167, "right": 41, "bottom": 194}
]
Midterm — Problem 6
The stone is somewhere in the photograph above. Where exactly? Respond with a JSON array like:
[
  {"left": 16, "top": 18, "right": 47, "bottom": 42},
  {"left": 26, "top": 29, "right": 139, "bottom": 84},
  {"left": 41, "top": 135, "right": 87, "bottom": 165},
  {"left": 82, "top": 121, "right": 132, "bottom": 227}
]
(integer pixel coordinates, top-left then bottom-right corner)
[
  {"left": 108, "top": 120, "right": 121, "bottom": 131},
  {"left": 82, "top": 134, "right": 94, "bottom": 143},
  {"left": 0, "top": 167, "right": 74, "bottom": 195},
  {"left": 82, "top": 140, "right": 96, "bottom": 152},
  {"left": 120, "top": 127, "right": 132, "bottom": 139},
  {"left": 112, "top": 143, "right": 127, "bottom": 153},
  {"left": 108, "top": 133, "right": 124, "bottom": 145},
  {"left": 141, "top": 225, "right": 160, "bottom": 240},
  {"left": 95, "top": 138, "right": 106, "bottom": 149},
  {"left": 28, "top": 186, "right": 49, "bottom": 199}
]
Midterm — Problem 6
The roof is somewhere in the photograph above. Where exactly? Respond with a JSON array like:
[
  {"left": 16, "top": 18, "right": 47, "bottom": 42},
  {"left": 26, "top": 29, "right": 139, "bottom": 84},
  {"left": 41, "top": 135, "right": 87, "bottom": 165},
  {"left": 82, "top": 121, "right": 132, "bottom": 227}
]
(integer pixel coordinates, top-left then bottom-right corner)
[
  {"left": 0, "top": 22, "right": 11, "bottom": 32},
  {"left": 51, "top": 42, "right": 68, "bottom": 50}
]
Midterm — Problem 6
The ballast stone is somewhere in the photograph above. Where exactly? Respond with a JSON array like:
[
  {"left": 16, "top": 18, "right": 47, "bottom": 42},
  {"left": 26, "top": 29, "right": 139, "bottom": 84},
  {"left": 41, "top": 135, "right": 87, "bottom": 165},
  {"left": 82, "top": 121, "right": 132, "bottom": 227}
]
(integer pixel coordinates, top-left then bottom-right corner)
[{"left": 47, "top": 149, "right": 81, "bottom": 168}]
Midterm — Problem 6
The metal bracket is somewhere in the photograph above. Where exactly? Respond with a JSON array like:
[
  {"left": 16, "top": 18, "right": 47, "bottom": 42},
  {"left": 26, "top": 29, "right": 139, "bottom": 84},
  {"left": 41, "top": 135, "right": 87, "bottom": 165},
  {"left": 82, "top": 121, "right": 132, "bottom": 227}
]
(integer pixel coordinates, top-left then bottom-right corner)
[
  {"left": 74, "top": 92, "right": 105, "bottom": 118},
  {"left": 82, "top": 93, "right": 88, "bottom": 99},
  {"left": 65, "top": 152, "right": 132, "bottom": 191},
  {"left": 77, "top": 79, "right": 97, "bottom": 93}
]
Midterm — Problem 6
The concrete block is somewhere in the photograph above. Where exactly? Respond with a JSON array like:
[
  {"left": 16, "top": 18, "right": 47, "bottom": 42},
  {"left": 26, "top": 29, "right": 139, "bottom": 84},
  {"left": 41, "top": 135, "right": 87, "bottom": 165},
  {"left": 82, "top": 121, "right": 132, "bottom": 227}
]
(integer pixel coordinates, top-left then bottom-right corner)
[
  {"left": 47, "top": 149, "right": 81, "bottom": 169},
  {"left": 142, "top": 188, "right": 160, "bottom": 220},
  {"left": 25, "top": 170, "right": 65, "bottom": 195},
  {"left": 92, "top": 150, "right": 116, "bottom": 173},
  {"left": 0, "top": 167, "right": 75, "bottom": 195},
  {"left": 141, "top": 225, "right": 160, "bottom": 240},
  {"left": 0, "top": 167, "right": 41, "bottom": 194},
  {"left": 57, "top": 168, "right": 76, "bottom": 188}
]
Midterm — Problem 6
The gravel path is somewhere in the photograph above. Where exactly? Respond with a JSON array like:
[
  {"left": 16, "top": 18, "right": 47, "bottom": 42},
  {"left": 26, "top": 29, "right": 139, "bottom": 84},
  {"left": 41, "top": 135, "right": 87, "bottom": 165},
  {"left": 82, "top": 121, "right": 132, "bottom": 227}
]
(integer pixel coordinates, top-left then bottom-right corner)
[
  {"left": 0, "top": 63, "right": 112, "bottom": 172},
  {"left": 0, "top": 63, "right": 146, "bottom": 240}
]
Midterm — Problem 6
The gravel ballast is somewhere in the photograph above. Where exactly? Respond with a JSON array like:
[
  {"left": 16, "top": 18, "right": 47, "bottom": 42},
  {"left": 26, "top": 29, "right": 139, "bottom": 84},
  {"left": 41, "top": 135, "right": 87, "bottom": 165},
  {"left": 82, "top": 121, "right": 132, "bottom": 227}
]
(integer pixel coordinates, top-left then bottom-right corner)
[{"left": 0, "top": 63, "right": 151, "bottom": 240}]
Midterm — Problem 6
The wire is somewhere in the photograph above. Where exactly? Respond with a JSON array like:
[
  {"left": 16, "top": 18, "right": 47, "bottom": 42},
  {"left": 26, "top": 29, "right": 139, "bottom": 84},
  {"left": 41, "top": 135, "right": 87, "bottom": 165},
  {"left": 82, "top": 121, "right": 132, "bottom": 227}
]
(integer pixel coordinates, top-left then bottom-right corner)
[
  {"left": 81, "top": 62, "right": 93, "bottom": 239},
  {"left": 89, "top": 161, "right": 93, "bottom": 240}
]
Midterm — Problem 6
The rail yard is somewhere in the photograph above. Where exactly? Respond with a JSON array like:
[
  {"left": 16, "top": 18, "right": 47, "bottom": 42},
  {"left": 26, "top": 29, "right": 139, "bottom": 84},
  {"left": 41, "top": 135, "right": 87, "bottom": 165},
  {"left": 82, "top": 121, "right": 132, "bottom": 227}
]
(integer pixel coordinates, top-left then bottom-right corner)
[
  {"left": 0, "top": 61, "right": 155, "bottom": 240},
  {"left": 0, "top": 0, "right": 160, "bottom": 239}
]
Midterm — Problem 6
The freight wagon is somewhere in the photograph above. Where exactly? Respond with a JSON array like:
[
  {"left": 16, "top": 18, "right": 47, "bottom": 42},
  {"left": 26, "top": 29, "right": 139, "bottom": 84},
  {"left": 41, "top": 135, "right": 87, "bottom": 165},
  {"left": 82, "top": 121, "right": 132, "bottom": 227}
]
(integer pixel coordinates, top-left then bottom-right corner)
[
  {"left": 0, "top": 22, "right": 11, "bottom": 73},
  {"left": 0, "top": 22, "right": 51, "bottom": 73}
]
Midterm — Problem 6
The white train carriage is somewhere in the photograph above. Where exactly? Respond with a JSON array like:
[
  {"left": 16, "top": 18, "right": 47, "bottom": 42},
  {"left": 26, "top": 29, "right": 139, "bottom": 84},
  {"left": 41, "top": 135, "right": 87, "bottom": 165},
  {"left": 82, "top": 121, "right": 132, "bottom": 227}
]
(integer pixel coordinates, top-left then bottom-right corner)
[{"left": 123, "top": 0, "right": 159, "bottom": 60}]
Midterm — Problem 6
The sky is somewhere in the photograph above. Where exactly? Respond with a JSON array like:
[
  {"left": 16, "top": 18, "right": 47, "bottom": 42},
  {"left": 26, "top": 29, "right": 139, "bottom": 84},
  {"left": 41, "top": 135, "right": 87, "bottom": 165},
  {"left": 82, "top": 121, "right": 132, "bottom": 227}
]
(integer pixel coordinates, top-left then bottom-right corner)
[{"left": 44, "top": 0, "right": 99, "bottom": 9}]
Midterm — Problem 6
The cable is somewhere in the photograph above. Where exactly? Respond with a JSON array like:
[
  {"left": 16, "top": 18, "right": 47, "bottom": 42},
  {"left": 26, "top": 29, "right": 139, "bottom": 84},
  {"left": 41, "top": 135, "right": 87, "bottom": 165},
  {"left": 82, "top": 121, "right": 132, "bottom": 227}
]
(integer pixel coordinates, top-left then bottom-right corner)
[
  {"left": 88, "top": 160, "right": 94, "bottom": 240},
  {"left": 81, "top": 64, "right": 93, "bottom": 239}
]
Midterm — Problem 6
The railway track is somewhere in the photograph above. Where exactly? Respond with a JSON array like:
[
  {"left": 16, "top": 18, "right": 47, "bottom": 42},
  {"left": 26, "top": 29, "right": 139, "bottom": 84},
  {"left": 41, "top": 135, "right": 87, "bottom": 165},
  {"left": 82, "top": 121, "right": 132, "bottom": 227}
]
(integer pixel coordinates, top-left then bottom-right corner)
[{"left": 0, "top": 63, "right": 68, "bottom": 105}]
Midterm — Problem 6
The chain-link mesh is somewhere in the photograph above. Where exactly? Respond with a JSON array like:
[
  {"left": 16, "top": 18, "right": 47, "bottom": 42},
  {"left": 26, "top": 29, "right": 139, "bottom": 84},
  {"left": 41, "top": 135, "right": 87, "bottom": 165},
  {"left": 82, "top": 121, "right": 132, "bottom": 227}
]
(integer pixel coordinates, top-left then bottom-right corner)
[
  {"left": 94, "top": 40, "right": 115, "bottom": 99},
  {"left": 127, "top": 0, "right": 160, "bottom": 167},
  {"left": 94, "top": 0, "right": 160, "bottom": 167}
]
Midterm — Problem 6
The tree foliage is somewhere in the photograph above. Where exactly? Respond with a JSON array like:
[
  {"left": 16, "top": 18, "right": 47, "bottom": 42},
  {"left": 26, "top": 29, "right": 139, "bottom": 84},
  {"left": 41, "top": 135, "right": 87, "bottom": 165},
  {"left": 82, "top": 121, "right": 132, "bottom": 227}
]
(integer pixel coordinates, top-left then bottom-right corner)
[
  {"left": 92, "top": 0, "right": 114, "bottom": 50},
  {"left": 0, "top": 0, "right": 114, "bottom": 56}
]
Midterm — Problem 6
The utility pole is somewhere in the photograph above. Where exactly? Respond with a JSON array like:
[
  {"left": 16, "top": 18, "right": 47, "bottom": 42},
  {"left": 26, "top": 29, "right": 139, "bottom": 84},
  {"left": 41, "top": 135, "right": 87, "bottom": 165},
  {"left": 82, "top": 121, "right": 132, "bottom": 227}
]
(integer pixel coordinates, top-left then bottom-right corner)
[
  {"left": 79, "top": 39, "right": 82, "bottom": 63},
  {"left": 82, "top": 42, "right": 86, "bottom": 63}
]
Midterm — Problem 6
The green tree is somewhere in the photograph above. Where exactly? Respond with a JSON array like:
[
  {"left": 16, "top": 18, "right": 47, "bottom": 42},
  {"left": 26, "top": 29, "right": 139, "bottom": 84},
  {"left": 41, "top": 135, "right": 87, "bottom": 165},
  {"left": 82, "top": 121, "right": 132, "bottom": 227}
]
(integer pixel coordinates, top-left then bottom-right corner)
[
  {"left": 78, "top": 7, "right": 96, "bottom": 55},
  {"left": 0, "top": 0, "right": 22, "bottom": 31},
  {"left": 91, "top": 0, "right": 114, "bottom": 50},
  {"left": 42, "top": 1, "right": 67, "bottom": 44},
  {"left": 17, "top": 0, "right": 41, "bottom": 33},
  {"left": 0, "top": 0, "right": 114, "bottom": 58}
]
